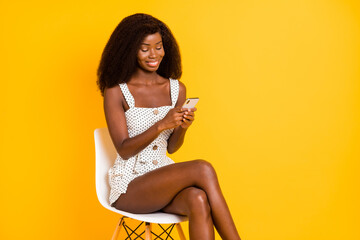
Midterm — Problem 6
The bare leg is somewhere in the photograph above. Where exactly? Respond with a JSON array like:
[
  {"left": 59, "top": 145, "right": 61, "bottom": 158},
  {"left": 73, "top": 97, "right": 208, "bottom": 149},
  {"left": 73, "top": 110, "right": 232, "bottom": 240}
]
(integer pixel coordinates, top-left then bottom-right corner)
[
  {"left": 162, "top": 187, "right": 214, "bottom": 239},
  {"left": 113, "top": 160, "right": 241, "bottom": 240}
]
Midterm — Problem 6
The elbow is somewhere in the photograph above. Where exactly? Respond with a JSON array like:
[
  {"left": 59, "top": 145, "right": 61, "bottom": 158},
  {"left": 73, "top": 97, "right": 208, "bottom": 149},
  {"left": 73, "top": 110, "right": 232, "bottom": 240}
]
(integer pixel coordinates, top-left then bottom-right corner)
[
  {"left": 167, "top": 146, "right": 177, "bottom": 154},
  {"left": 117, "top": 152, "right": 129, "bottom": 160},
  {"left": 116, "top": 148, "right": 131, "bottom": 160},
  {"left": 115, "top": 140, "right": 133, "bottom": 160},
  {"left": 119, "top": 155, "right": 130, "bottom": 160}
]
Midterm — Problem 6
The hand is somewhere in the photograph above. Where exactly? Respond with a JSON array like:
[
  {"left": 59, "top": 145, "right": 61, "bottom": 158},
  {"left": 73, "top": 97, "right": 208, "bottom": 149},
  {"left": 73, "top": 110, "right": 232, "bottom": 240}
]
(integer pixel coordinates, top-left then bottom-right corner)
[
  {"left": 158, "top": 107, "right": 185, "bottom": 131},
  {"left": 180, "top": 107, "right": 197, "bottom": 128}
]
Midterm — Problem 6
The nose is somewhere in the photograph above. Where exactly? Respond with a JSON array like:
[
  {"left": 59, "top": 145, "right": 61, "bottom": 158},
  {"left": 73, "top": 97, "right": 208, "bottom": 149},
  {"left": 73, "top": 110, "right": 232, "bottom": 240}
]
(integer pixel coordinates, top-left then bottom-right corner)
[{"left": 148, "top": 48, "right": 157, "bottom": 59}]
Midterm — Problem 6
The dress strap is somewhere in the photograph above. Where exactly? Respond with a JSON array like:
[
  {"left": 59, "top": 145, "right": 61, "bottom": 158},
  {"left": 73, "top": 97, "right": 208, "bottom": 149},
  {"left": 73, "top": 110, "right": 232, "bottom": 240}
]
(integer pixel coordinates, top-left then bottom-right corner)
[
  {"left": 119, "top": 83, "right": 135, "bottom": 108},
  {"left": 169, "top": 78, "right": 179, "bottom": 107}
]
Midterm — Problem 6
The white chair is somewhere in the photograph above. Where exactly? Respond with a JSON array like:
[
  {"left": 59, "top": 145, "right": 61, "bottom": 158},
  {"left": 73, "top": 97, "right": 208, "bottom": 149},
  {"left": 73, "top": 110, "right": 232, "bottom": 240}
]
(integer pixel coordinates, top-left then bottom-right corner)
[{"left": 94, "top": 127, "right": 188, "bottom": 240}]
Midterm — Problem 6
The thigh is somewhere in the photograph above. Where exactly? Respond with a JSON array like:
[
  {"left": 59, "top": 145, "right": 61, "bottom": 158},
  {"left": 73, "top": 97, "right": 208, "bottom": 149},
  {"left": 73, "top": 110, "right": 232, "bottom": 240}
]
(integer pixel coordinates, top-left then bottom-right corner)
[
  {"left": 113, "top": 160, "right": 204, "bottom": 213},
  {"left": 161, "top": 186, "right": 206, "bottom": 216}
]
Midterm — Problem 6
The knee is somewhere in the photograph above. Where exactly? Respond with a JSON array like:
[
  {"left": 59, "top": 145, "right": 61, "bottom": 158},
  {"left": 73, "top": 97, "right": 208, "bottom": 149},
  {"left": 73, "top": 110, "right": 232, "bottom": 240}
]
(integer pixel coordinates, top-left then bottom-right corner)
[
  {"left": 193, "top": 159, "right": 217, "bottom": 180},
  {"left": 184, "top": 187, "right": 211, "bottom": 216}
]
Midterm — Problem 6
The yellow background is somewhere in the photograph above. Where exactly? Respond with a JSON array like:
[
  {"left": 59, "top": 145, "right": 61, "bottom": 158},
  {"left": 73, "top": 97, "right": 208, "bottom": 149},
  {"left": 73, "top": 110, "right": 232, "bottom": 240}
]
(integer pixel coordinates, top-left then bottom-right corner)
[{"left": 1, "top": 0, "right": 359, "bottom": 239}]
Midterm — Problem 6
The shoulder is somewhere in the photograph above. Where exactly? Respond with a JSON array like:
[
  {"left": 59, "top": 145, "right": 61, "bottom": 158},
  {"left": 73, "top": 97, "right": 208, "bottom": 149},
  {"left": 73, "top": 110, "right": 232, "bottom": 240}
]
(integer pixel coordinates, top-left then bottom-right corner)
[
  {"left": 178, "top": 80, "right": 186, "bottom": 97},
  {"left": 174, "top": 79, "right": 186, "bottom": 106},
  {"left": 171, "top": 78, "right": 186, "bottom": 94},
  {"left": 104, "top": 84, "right": 122, "bottom": 99},
  {"left": 104, "top": 84, "right": 126, "bottom": 108}
]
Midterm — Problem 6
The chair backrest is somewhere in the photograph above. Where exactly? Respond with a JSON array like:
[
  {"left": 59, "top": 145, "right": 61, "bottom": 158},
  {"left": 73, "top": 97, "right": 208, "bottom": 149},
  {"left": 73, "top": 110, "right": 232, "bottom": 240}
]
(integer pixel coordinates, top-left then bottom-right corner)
[
  {"left": 94, "top": 128, "right": 117, "bottom": 208},
  {"left": 94, "top": 128, "right": 188, "bottom": 224}
]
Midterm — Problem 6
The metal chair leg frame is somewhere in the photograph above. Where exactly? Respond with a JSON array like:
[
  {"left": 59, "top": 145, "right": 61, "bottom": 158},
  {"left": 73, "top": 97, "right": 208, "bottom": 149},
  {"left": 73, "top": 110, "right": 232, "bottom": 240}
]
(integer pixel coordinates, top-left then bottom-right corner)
[
  {"left": 112, "top": 218, "right": 186, "bottom": 240},
  {"left": 148, "top": 224, "right": 175, "bottom": 240},
  {"left": 123, "top": 221, "right": 145, "bottom": 240},
  {"left": 156, "top": 224, "right": 175, "bottom": 240}
]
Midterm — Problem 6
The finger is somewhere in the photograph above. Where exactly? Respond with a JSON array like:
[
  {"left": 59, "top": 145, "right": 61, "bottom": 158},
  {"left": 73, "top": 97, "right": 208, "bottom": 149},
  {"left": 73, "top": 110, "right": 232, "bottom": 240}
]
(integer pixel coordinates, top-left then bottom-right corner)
[
  {"left": 174, "top": 107, "right": 183, "bottom": 112},
  {"left": 185, "top": 112, "right": 195, "bottom": 117},
  {"left": 183, "top": 112, "right": 194, "bottom": 118},
  {"left": 182, "top": 118, "right": 189, "bottom": 123},
  {"left": 184, "top": 109, "right": 193, "bottom": 115},
  {"left": 184, "top": 115, "right": 194, "bottom": 121},
  {"left": 175, "top": 112, "right": 185, "bottom": 117}
]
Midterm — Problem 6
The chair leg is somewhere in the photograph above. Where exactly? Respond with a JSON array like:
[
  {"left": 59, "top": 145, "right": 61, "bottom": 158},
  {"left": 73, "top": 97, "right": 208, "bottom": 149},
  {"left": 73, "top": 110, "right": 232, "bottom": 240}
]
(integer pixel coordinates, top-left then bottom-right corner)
[
  {"left": 111, "top": 217, "right": 124, "bottom": 240},
  {"left": 145, "top": 222, "right": 152, "bottom": 240},
  {"left": 176, "top": 223, "right": 186, "bottom": 240}
]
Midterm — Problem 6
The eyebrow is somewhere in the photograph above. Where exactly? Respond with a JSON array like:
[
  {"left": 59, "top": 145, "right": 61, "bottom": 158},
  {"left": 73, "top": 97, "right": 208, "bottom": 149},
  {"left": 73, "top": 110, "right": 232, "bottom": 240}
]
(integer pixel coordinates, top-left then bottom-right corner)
[{"left": 141, "top": 40, "right": 162, "bottom": 46}]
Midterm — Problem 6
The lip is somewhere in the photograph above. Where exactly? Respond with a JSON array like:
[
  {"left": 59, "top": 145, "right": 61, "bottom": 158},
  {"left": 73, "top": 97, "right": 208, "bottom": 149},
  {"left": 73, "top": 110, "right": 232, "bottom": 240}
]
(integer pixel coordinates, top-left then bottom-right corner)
[{"left": 146, "top": 60, "right": 159, "bottom": 67}]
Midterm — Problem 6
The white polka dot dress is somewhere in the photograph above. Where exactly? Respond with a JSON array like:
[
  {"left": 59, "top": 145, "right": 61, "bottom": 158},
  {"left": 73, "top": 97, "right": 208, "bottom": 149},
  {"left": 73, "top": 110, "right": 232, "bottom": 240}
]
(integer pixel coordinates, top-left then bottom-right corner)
[{"left": 108, "top": 78, "right": 179, "bottom": 206}]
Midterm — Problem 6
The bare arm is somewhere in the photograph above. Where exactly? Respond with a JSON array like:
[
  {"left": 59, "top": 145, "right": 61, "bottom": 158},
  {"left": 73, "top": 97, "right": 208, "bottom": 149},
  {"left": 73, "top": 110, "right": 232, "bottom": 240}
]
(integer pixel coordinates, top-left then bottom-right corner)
[
  {"left": 104, "top": 85, "right": 184, "bottom": 160},
  {"left": 167, "top": 81, "right": 197, "bottom": 154}
]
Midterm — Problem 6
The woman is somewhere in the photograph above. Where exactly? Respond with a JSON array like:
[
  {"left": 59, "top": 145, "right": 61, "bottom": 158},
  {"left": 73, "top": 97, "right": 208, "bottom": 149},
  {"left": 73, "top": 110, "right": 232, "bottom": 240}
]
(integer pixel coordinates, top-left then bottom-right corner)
[{"left": 97, "top": 13, "right": 241, "bottom": 240}]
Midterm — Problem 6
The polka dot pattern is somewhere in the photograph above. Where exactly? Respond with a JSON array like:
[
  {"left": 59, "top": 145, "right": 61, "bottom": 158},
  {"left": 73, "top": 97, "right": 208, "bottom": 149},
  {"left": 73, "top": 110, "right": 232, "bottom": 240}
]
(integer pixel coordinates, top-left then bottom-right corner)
[{"left": 108, "top": 78, "right": 179, "bottom": 205}]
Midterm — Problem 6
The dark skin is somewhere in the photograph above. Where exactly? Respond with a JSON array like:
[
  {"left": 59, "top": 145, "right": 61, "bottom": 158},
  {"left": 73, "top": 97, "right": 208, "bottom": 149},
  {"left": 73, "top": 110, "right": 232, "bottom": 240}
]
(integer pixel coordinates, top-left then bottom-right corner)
[{"left": 104, "top": 32, "right": 241, "bottom": 240}]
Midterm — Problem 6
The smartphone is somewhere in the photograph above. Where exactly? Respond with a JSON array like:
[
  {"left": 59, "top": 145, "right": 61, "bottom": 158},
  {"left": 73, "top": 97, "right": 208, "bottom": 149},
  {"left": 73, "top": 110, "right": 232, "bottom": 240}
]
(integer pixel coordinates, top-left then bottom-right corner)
[{"left": 182, "top": 98, "right": 199, "bottom": 109}]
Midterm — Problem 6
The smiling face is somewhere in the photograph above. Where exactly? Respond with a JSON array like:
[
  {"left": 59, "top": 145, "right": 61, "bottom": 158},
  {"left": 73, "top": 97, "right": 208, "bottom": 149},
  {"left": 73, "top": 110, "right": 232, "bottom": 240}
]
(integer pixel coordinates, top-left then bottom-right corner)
[{"left": 137, "top": 32, "right": 165, "bottom": 72}]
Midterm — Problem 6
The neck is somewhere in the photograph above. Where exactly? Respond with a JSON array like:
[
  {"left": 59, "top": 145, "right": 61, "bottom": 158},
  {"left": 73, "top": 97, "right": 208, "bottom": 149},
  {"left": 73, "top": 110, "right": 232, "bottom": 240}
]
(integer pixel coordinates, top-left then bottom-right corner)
[{"left": 131, "top": 68, "right": 159, "bottom": 85}]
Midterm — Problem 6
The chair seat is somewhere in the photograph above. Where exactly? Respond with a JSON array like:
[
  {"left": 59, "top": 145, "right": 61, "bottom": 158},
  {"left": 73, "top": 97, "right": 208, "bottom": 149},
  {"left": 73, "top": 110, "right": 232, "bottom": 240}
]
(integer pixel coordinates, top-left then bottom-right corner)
[{"left": 102, "top": 202, "right": 188, "bottom": 224}]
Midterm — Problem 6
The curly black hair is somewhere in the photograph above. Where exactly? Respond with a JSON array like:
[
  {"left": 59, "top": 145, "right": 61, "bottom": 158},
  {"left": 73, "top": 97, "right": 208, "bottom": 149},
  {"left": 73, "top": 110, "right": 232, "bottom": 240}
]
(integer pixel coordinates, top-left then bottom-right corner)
[{"left": 96, "top": 13, "right": 182, "bottom": 97}]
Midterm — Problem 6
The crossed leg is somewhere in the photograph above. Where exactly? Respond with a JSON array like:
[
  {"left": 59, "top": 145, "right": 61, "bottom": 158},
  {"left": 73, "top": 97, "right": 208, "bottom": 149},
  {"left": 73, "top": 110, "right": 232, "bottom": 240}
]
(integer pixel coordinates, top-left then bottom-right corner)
[{"left": 112, "top": 159, "right": 241, "bottom": 240}]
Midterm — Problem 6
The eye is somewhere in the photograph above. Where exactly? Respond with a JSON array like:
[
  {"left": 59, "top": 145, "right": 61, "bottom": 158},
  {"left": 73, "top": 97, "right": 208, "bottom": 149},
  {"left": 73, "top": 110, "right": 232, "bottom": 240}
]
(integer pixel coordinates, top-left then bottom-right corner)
[
  {"left": 156, "top": 46, "right": 162, "bottom": 50},
  {"left": 141, "top": 49, "right": 148, "bottom": 52}
]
